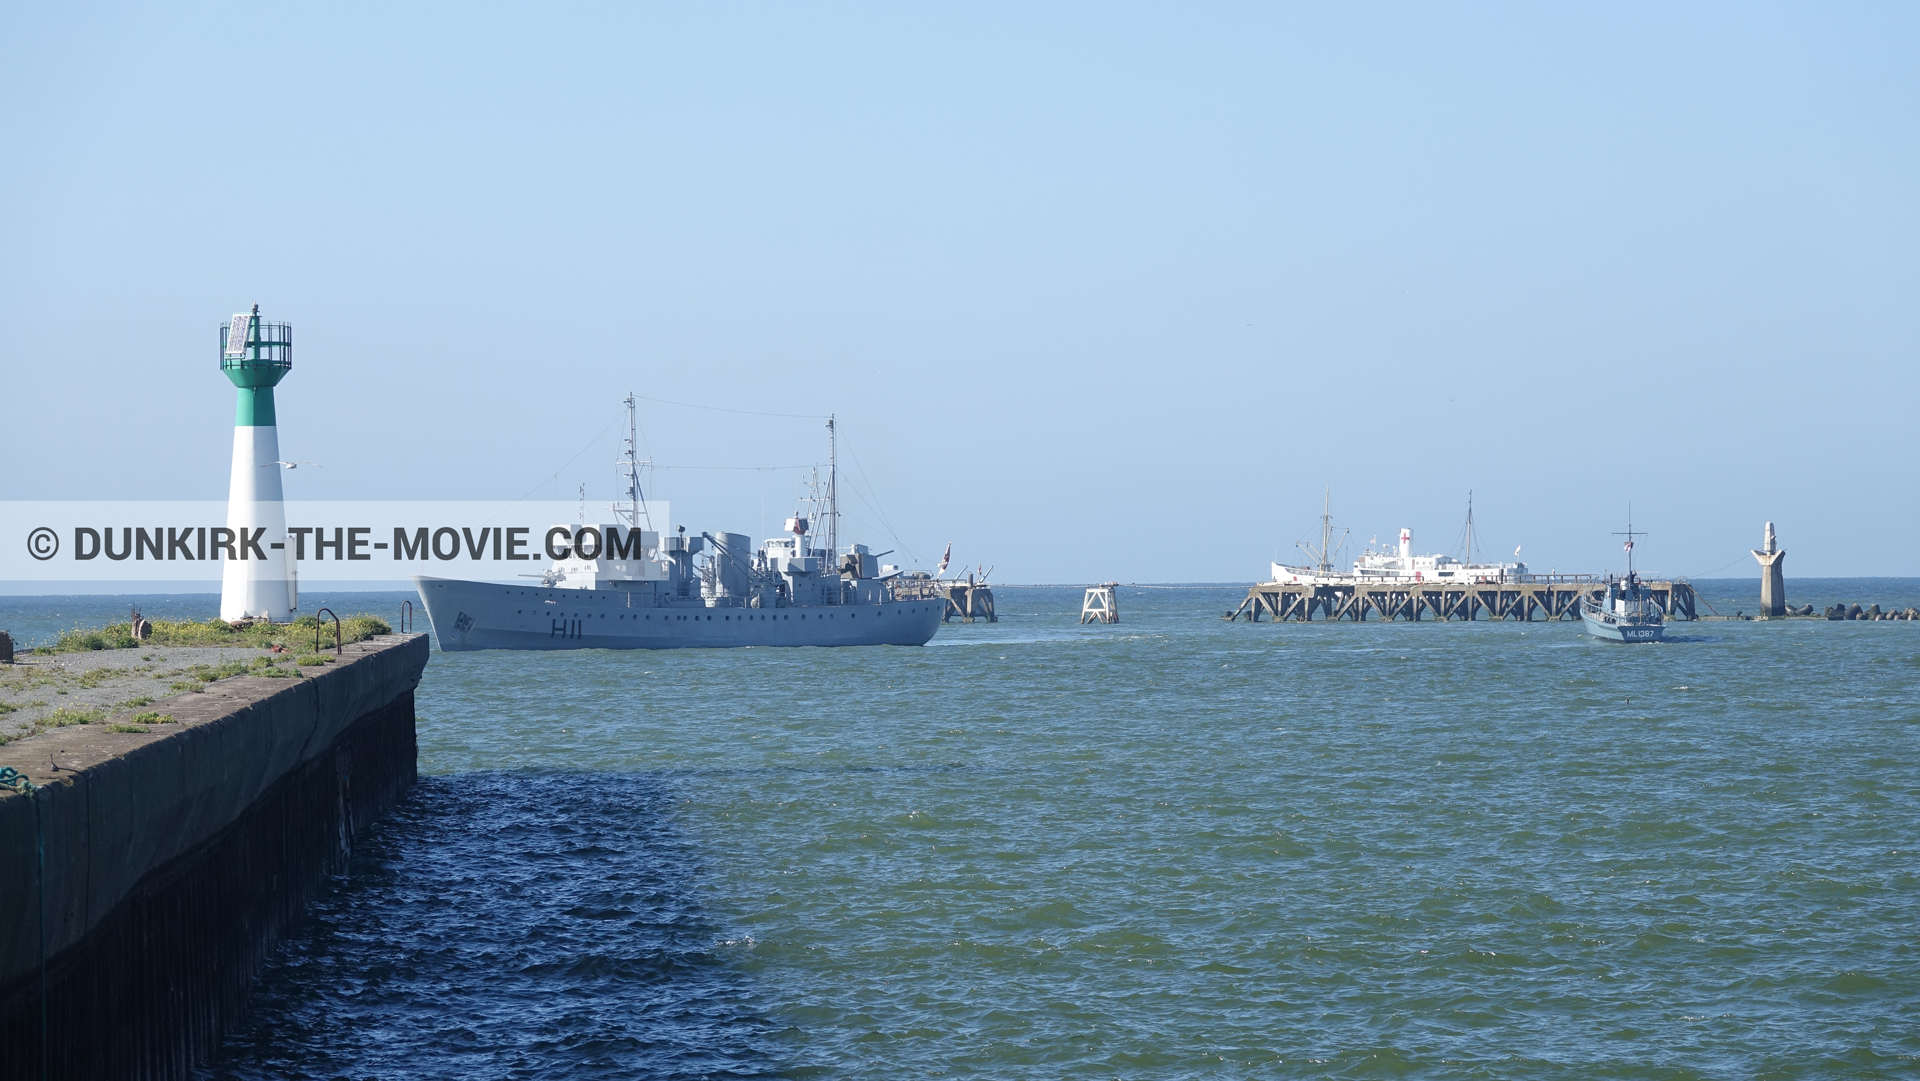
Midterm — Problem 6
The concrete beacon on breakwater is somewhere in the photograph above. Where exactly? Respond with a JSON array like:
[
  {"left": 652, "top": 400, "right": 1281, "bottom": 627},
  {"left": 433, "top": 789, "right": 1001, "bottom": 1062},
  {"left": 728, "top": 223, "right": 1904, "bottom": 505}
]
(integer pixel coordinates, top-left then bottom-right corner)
[
  {"left": 0, "top": 635, "right": 428, "bottom": 1080},
  {"left": 218, "top": 307, "right": 298, "bottom": 622},
  {"left": 1752, "top": 522, "right": 1786, "bottom": 618}
]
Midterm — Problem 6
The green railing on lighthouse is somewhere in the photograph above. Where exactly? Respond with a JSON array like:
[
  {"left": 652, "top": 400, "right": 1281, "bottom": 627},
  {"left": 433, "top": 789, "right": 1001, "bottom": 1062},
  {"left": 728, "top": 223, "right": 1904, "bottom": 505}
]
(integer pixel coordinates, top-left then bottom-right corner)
[{"left": 218, "top": 306, "right": 293, "bottom": 424}]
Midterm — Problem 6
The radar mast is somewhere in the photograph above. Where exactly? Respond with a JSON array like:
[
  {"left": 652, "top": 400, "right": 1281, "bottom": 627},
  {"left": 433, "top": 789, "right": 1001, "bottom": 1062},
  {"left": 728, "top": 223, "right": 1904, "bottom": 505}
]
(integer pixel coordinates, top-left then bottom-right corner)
[
  {"left": 1614, "top": 506, "right": 1646, "bottom": 579},
  {"left": 618, "top": 392, "right": 652, "bottom": 531},
  {"left": 826, "top": 414, "right": 839, "bottom": 564}
]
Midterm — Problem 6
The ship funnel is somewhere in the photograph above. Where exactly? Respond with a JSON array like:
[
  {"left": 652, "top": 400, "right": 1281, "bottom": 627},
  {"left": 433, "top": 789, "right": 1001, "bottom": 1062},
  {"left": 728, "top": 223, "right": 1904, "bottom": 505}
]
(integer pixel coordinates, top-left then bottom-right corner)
[
  {"left": 706, "top": 532, "right": 752, "bottom": 598},
  {"left": 1399, "top": 528, "right": 1412, "bottom": 565}
]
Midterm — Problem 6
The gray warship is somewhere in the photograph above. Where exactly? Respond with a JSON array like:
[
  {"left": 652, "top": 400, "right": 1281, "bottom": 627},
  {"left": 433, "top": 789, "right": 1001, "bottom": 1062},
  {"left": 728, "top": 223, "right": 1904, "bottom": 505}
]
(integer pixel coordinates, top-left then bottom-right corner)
[{"left": 415, "top": 399, "right": 944, "bottom": 651}]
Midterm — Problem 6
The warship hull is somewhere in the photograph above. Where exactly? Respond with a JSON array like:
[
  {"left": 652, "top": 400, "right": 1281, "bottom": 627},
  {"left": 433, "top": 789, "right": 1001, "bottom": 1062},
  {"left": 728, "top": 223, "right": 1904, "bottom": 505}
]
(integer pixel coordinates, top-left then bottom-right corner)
[{"left": 415, "top": 575, "right": 945, "bottom": 652}]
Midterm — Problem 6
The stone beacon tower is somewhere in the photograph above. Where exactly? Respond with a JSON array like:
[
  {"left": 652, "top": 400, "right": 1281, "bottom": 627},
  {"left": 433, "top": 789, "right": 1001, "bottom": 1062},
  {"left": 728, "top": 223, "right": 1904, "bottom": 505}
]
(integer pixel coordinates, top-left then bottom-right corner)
[
  {"left": 1751, "top": 521, "right": 1786, "bottom": 618},
  {"left": 218, "top": 306, "right": 298, "bottom": 621}
]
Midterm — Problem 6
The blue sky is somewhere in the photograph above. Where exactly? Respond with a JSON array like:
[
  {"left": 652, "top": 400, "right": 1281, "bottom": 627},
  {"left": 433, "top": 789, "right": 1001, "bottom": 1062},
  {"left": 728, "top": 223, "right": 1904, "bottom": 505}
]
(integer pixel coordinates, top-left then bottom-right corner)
[{"left": 3, "top": 2, "right": 1914, "bottom": 582}]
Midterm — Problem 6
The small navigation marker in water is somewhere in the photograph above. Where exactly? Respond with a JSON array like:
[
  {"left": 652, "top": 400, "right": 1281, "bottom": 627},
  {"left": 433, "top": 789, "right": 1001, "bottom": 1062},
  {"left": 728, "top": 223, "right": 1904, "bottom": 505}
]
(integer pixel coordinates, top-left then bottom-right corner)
[
  {"left": 1081, "top": 583, "right": 1119, "bottom": 624},
  {"left": 1751, "top": 521, "right": 1786, "bottom": 618},
  {"left": 218, "top": 305, "right": 298, "bottom": 622}
]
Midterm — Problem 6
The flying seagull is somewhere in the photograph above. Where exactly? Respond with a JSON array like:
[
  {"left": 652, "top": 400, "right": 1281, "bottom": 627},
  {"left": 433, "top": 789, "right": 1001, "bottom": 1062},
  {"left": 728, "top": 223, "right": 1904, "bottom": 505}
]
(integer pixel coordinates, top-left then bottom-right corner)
[{"left": 267, "top": 461, "right": 322, "bottom": 469}]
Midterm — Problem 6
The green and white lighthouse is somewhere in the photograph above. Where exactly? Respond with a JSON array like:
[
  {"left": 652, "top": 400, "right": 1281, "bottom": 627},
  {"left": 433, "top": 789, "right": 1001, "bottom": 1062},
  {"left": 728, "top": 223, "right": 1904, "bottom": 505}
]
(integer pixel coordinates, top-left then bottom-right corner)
[{"left": 219, "top": 305, "right": 298, "bottom": 620}]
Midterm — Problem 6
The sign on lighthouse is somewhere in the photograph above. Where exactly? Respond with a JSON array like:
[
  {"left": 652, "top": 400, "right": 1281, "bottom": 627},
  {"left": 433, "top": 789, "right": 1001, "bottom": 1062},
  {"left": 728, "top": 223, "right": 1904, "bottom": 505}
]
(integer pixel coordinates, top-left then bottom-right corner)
[{"left": 218, "top": 305, "right": 299, "bottom": 621}]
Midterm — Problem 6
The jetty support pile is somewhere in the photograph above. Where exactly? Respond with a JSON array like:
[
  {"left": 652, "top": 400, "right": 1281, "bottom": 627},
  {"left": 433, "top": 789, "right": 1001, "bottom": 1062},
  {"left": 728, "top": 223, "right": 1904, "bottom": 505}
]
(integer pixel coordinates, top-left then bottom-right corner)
[{"left": 943, "top": 582, "right": 997, "bottom": 623}]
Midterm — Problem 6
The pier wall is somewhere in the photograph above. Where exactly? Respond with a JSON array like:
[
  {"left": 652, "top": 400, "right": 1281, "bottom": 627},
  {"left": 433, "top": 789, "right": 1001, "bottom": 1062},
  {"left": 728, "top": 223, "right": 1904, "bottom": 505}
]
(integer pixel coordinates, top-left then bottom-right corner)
[{"left": 0, "top": 634, "right": 428, "bottom": 1081}]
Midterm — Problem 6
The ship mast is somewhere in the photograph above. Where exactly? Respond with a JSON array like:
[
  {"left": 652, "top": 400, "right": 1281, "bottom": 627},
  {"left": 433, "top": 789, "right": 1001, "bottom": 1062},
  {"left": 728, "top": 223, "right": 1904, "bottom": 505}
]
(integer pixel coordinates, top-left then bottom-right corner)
[
  {"left": 1320, "top": 487, "right": 1333, "bottom": 575},
  {"left": 618, "top": 392, "right": 652, "bottom": 530},
  {"left": 1614, "top": 506, "right": 1645, "bottom": 580},
  {"left": 826, "top": 414, "right": 839, "bottom": 563},
  {"left": 1461, "top": 490, "right": 1477, "bottom": 563},
  {"left": 1295, "top": 486, "right": 1347, "bottom": 575}
]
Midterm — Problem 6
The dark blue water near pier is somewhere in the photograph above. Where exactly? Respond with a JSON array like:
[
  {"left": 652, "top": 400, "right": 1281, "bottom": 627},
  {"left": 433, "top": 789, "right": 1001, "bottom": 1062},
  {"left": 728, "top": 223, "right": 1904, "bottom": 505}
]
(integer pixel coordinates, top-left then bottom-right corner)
[
  {"left": 30, "top": 581, "right": 1909, "bottom": 1079},
  {"left": 207, "top": 773, "right": 782, "bottom": 1079}
]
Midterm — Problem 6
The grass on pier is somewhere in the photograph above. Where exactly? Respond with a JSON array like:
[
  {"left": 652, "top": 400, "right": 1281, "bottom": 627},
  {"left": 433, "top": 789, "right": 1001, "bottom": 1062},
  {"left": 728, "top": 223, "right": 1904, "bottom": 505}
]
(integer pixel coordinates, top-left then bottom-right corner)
[
  {"left": 1, "top": 620, "right": 391, "bottom": 745},
  {"left": 1, "top": 657, "right": 311, "bottom": 744},
  {"left": 40, "top": 614, "right": 392, "bottom": 655}
]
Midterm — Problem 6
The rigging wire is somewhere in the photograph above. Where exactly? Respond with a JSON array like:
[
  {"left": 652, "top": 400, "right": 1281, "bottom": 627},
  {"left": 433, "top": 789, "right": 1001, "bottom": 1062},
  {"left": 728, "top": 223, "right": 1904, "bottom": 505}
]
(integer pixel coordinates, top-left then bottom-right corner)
[
  {"left": 1685, "top": 553, "right": 1754, "bottom": 579},
  {"left": 485, "top": 408, "right": 624, "bottom": 524},
  {"left": 1451, "top": 495, "right": 1481, "bottom": 564},
  {"left": 837, "top": 432, "right": 902, "bottom": 541},
  {"left": 837, "top": 430, "right": 928, "bottom": 568},
  {"left": 627, "top": 391, "right": 927, "bottom": 568},
  {"left": 630, "top": 393, "right": 828, "bottom": 420},
  {"left": 630, "top": 404, "right": 657, "bottom": 509},
  {"left": 657, "top": 464, "right": 810, "bottom": 471},
  {"left": 837, "top": 507, "right": 897, "bottom": 547}
]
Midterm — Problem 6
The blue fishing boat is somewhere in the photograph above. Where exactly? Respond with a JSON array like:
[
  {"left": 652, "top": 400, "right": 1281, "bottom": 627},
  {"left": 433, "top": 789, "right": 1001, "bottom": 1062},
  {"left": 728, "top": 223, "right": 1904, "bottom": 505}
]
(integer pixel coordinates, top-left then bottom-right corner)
[{"left": 1581, "top": 516, "right": 1664, "bottom": 643}]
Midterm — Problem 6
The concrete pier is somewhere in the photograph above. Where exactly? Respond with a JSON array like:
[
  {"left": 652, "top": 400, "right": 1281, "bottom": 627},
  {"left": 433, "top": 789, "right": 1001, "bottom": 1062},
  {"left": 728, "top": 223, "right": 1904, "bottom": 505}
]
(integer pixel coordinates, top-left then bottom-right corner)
[{"left": 0, "top": 634, "right": 427, "bottom": 1080}]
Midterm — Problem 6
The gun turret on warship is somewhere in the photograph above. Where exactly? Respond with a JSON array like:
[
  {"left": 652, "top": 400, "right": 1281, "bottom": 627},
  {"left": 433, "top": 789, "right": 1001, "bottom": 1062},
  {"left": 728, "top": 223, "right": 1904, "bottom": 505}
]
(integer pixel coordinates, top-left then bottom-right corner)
[{"left": 414, "top": 399, "right": 944, "bottom": 651}]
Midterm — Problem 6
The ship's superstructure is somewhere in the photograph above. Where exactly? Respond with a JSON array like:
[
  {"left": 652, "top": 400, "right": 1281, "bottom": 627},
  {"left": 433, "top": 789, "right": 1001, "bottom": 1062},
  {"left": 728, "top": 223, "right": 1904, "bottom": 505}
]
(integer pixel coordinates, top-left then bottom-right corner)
[
  {"left": 1266, "top": 493, "right": 1526, "bottom": 586},
  {"left": 1275, "top": 527, "right": 1528, "bottom": 585},
  {"left": 415, "top": 400, "right": 942, "bottom": 651}
]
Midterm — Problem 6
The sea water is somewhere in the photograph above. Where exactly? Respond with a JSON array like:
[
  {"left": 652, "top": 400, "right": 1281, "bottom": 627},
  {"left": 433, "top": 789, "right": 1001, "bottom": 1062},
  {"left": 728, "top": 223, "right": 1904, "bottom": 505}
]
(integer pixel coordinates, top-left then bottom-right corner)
[{"left": 10, "top": 584, "right": 1918, "bottom": 1078}]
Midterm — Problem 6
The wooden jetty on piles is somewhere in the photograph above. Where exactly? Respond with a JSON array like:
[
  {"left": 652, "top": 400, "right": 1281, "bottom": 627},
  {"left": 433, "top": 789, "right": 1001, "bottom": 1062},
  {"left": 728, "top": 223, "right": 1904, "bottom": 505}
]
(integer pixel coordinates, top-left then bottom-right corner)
[
  {"left": 943, "top": 580, "right": 996, "bottom": 623},
  {"left": 1226, "top": 575, "right": 1701, "bottom": 623},
  {"left": 889, "top": 574, "right": 997, "bottom": 623}
]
